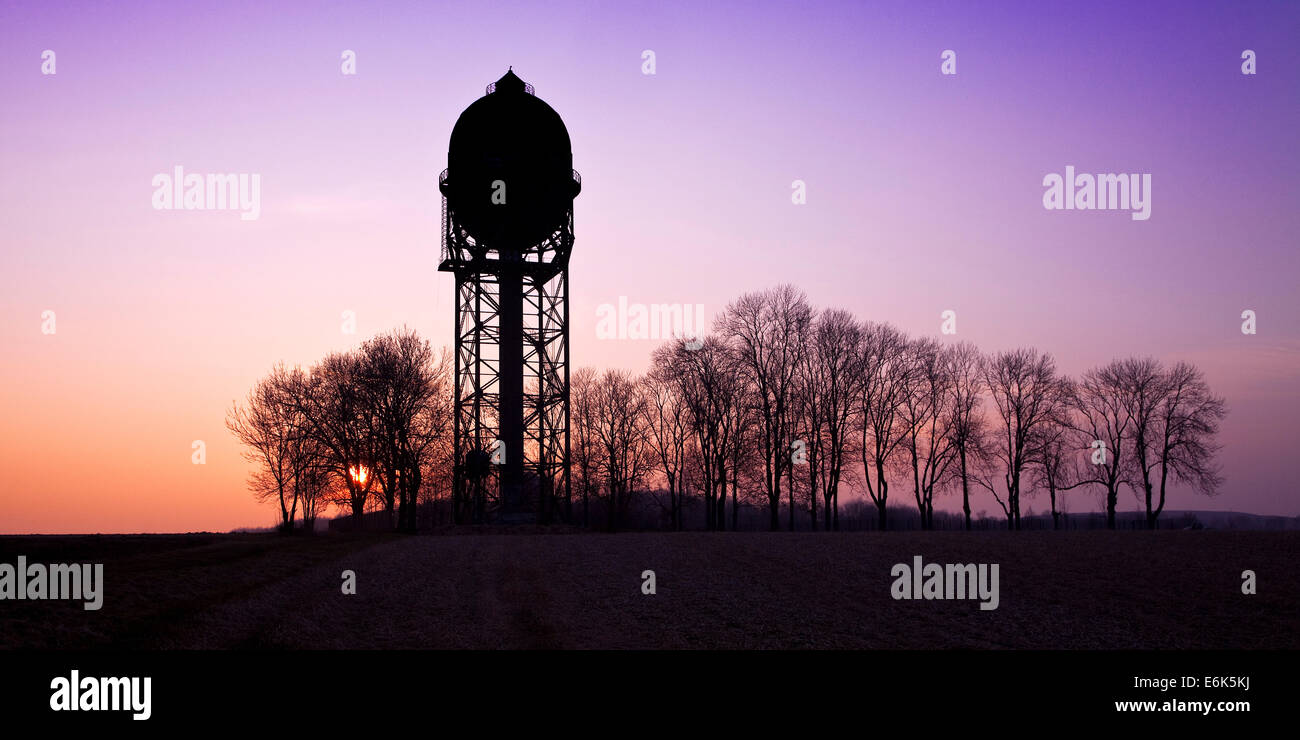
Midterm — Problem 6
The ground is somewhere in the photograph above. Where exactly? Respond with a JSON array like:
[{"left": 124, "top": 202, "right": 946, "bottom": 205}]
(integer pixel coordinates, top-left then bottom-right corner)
[{"left": 1, "top": 531, "right": 1296, "bottom": 649}]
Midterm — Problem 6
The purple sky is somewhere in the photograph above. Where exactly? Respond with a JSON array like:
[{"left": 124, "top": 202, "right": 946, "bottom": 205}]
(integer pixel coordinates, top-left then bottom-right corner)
[{"left": 1, "top": 0, "right": 1297, "bottom": 532}]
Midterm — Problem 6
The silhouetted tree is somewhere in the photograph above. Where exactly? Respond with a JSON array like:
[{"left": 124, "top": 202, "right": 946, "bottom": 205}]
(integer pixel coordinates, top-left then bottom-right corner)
[
  {"left": 662, "top": 336, "right": 741, "bottom": 530},
  {"left": 898, "top": 338, "right": 958, "bottom": 529},
  {"left": 721, "top": 285, "right": 812, "bottom": 531},
  {"left": 299, "top": 351, "right": 378, "bottom": 527},
  {"left": 418, "top": 427, "right": 456, "bottom": 527},
  {"left": 295, "top": 453, "right": 332, "bottom": 532},
  {"left": 980, "top": 348, "right": 1061, "bottom": 530},
  {"left": 946, "top": 342, "right": 988, "bottom": 531},
  {"left": 645, "top": 354, "right": 693, "bottom": 529},
  {"left": 357, "top": 329, "right": 451, "bottom": 532},
  {"left": 797, "top": 308, "right": 863, "bottom": 530},
  {"left": 726, "top": 401, "right": 761, "bottom": 530},
  {"left": 591, "top": 369, "right": 652, "bottom": 531},
  {"left": 227, "top": 364, "right": 309, "bottom": 532},
  {"left": 1127, "top": 360, "right": 1227, "bottom": 528},
  {"left": 1029, "top": 378, "right": 1078, "bottom": 530},
  {"left": 855, "top": 322, "right": 912, "bottom": 530},
  {"left": 1069, "top": 359, "right": 1132, "bottom": 530},
  {"left": 792, "top": 313, "right": 826, "bottom": 531},
  {"left": 571, "top": 367, "right": 601, "bottom": 528}
]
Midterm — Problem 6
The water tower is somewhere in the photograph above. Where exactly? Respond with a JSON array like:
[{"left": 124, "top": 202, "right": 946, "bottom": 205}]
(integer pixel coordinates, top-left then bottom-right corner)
[{"left": 438, "top": 69, "right": 580, "bottom": 523}]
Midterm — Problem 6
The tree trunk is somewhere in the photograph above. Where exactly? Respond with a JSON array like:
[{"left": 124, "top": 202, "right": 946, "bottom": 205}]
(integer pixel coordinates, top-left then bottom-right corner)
[
  {"left": 706, "top": 479, "right": 715, "bottom": 531},
  {"left": 808, "top": 455, "right": 817, "bottom": 531},
  {"left": 787, "top": 463, "right": 795, "bottom": 532},
  {"left": 1011, "top": 482, "right": 1021, "bottom": 531},
  {"left": 1145, "top": 482, "right": 1156, "bottom": 530},
  {"left": 1046, "top": 485, "right": 1054, "bottom": 530},
  {"left": 730, "top": 476, "right": 737, "bottom": 531},
  {"left": 771, "top": 449, "right": 782, "bottom": 532},
  {"left": 278, "top": 482, "right": 291, "bottom": 532},
  {"left": 960, "top": 448, "right": 971, "bottom": 531}
]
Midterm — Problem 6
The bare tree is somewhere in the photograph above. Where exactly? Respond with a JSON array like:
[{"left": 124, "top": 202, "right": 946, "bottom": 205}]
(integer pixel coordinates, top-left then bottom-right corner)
[
  {"left": 242, "top": 467, "right": 297, "bottom": 532},
  {"left": 591, "top": 369, "right": 652, "bottom": 531},
  {"left": 661, "top": 336, "right": 741, "bottom": 531},
  {"left": 1117, "top": 357, "right": 1168, "bottom": 530},
  {"left": 980, "top": 348, "right": 1060, "bottom": 530},
  {"left": 402, "top": 347, "right": 453, "bottom": 531},
  {"left": 898, "top": 338, "right": 960, "bottom": 529},
  {"left": 720, "top": 285, "right": 813, "bottom": 531},
  {"left": 227, "top": 364, "right": 306, "bottom": 532},
  {"left": 297, "top": 351, "right": 378, "bottom": 527},
  {"left": 797, "top": 309, "right": 863, "bottom": 531},
  {"left": 792, "top": 312, "right": 826, "bottom": 530},
  {"left": 357, "top": 329, "right": 449, "bottom": 532},
  {"left": 295, "top": 452, "right": 332, "bottom": 532},
  {"left": 279, "top": 366, "right": 331, "bottom": 533},
  {"left": 1069, "top": 360, "right": 1132, "bottom": 530},
  {"left": 1029, "top": 378, "right": 1079, "bottom": 530},
  {"left": 570, "top": 367, "right": 601, "bottom": 528},
  {"left": 1129, "top": 361, "right": 1227, "bottom": 528},
  {"left": 418, "top": 426, "right": 456, "bottom": 527},
  {"left": 643, "top": 358, "right": 691, "bottom": 530},
  {"left": 726, "top": 401, "right": 761, "bottom": 530},
  {"left": 946, "top": 342, "right": 987, "bottom": 530},
  {"left": 855, "top": 322, "right": 913, "bottom": 530}
]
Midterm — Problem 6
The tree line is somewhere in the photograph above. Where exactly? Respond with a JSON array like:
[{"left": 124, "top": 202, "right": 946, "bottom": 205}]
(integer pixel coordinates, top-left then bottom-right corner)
[
  {"left": 227, "top": 328, "right": 453, "bottom": 533},
  {"left": 230, "top": 286, "right": 1226, "bottom": 533},
  {"left": 572, "top": 284, "right": 1226, "bottom": 532}
]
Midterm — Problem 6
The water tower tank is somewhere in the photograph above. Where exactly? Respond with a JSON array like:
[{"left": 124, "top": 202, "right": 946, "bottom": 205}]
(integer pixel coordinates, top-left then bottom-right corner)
[{"left": 443, "top": 68, "right": 580, "bottom": 250}]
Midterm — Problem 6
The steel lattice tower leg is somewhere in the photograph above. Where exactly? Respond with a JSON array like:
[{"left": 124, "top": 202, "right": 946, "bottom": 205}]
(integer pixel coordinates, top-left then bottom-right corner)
[{"left": 443, "top": 204, "right": 572, "bottom": 525}]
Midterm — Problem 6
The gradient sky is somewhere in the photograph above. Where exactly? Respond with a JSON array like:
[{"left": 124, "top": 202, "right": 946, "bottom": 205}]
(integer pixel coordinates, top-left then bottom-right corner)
[{"left": 2, "top": 0, "right": 1297, "bottom": 533}]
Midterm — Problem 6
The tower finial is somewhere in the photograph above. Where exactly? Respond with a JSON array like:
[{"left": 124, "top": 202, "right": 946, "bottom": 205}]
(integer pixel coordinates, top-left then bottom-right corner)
[{"left": 494, "top": 68, "right": 526, "bottom": 94}]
